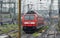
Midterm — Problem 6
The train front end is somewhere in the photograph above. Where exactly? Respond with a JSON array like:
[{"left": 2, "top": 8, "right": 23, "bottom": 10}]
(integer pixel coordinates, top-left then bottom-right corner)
[{"left": 22, "top": 14, "right": 38, "bottom": 33}]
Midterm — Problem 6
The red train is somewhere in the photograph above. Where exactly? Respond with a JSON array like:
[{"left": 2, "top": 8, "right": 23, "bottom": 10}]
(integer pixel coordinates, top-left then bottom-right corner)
[{"left": 22, "top": 11, "right": 44, "bottom": 34}]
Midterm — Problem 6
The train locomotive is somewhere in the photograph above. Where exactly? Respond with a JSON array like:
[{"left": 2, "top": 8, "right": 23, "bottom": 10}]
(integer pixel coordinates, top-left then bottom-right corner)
[{"left": 22, "top": 11, "right": 44, "bottom": 34}]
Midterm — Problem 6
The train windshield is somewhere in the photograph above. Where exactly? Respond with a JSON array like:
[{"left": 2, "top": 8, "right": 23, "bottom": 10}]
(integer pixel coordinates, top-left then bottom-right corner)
[{"left": 24, "top": 15, "right": 34, "bottom": 20}]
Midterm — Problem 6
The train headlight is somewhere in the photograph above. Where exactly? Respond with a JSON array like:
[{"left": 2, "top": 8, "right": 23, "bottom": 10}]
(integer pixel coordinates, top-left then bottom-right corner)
[
  {"left": 24, "top": 22, "right": 29, "bottom": 24},
  {"left": 31, "top": 22, "right": 35, "bottom": 24},
  {"left": 24, "top": 22, "right": 35, "bottom": 24}
]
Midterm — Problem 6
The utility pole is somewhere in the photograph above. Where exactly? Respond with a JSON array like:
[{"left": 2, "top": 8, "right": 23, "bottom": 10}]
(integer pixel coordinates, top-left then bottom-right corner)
[
  {"left": 9, "top": 0, "right": 12, "bottom": 18},
  {"left": 18, "top": 0, "right": 21, "bottom": 38},
  {"left": 39, "top": 0, "right": 42, "bottom": 10},
  {"left": 0, "top": 1, "right": 3, "bottom": 25},
  {"left": 58, "top": 0, "right": 60, "bottom": 29},
  {"left": 49, "top": 0, "right": 53, "bottom": 26}
]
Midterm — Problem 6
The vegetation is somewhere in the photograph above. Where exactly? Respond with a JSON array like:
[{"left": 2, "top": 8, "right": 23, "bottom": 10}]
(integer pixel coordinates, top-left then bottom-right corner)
[
  {"left": 56, "top": 24, "right": 60, "bottom": 32},
  {"left": 32, "top": 26, "right": 49, "bottom": 37},
  {"left": 9, "top": 32, "right": 18, "bottom": 38},
  {"left": 37, "top": 26, "right": 49, "bottom": 33},
  {"left": 0, "top": 24, "right": 18, "bottom": 37}
]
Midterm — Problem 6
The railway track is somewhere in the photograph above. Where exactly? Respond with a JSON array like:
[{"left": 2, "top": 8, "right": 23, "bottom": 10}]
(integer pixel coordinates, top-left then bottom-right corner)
[
  {"left": 21, "top": 26, "right": 48, "bottom": 38},
  {"left": 21, "top": 23, "right": 58, "bottom": 38},
  {"left": 21, "top": 30, "right": 47, "bottom": 38},
  {"left": 39, "top": 23, "right": 58, "bottom": 38},
  {"left": 0, "top": 30, "right": 18, "bottom": 38},
  {"left": 0, "top": 30, "right": 18, "bottom": 35}
]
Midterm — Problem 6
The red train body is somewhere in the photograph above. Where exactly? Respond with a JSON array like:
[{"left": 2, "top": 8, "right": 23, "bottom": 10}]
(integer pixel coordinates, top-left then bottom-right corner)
[{"left": 22, "top": 11, "right": 44, "bottom": 33}]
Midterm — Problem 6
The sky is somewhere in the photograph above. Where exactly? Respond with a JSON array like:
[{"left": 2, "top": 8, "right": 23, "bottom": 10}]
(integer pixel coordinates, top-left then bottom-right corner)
[{"left": 21, "top": 0, "right": 58, "bottom": 13}]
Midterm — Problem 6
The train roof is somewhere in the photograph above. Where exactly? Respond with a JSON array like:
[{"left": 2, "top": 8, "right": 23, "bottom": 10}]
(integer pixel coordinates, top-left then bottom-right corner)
[
  {"left": 24, "top": 10, "right": 43, "bottom": 17},
  {"left": 26, "top": 10, "right": 37, "bottom": 14}
]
